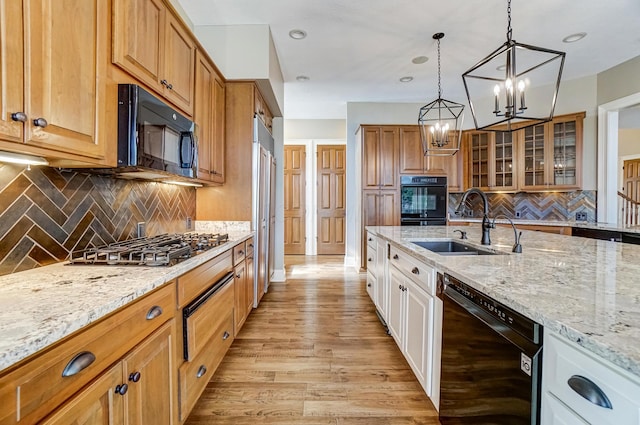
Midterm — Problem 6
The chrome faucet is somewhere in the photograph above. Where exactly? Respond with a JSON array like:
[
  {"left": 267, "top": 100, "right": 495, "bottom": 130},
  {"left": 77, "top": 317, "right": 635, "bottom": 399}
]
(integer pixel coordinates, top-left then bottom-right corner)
[{"left": 455, "top": 188, "right": 494, "bottom": 245}]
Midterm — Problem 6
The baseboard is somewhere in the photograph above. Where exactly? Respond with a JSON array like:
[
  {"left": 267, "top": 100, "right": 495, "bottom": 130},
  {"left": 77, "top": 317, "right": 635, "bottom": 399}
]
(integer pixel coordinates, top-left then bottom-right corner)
[
  {"left": 343, "top": 255, "right": 360, "bottom": 273},
  {"left": 270, "top": 268, "right": 286, "bottom": 282}
]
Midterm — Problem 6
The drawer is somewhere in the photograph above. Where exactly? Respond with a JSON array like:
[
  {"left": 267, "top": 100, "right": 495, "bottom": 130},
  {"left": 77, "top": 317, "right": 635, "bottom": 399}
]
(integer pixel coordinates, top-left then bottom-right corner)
[
  {"left": 0, "top": 282, "right": 175, "bottom": 425},
  {"left": 183, "top": 277, "right": 234, "bottom": 361},
  {"left": 543, "top": 332, "right": 640, "bottom": 425},
  {"left": 389, "top": 245, "right": 435, "bottom": 295},
  {"left": 233, "top": 242, "right": 246, "bottom": 266},
  {"left": 177, "top": 249, "right": 232, "bottom": 307},
  {"left": 179, "top": 311, "right": 234, "bottom": 421},
  {"left": 542, "top": 391, "right": 589, "bottom": 425},
  {"left": 245, "top": 236, "right": 255, "bottom": 257},
  {"left": 366, "top": 271, "right": 375, "bottom": 301},
  {"left": 366, "top": 232, "right": 377, "bottom": 253}
]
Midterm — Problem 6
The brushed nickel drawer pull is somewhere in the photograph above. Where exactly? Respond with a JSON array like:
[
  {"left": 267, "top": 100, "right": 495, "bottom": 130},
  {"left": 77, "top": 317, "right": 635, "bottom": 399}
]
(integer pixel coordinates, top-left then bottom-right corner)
[
  {"left": 411, "top": 267, "right": 419, "bottom": 275},
  {"left": 567, "top": 375, "right": 613, "bottom": 409},
  {"left": 62, "top": 351, "right": 96, "bottom": 377},
  {"left": 146, "top": 305, "right": 163, "bottom": 320},
  {"left": 222, "top": 331, "right": 230, "bottom": 340},
  {"left": 196, "top": 365, "right": 207, "bottom": 378}
]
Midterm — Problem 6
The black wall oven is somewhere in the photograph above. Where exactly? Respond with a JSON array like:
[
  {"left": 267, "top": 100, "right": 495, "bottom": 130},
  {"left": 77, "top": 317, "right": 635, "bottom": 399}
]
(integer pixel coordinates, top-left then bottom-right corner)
[{"left": 400, "top": 176, "right": 447, "bottom": 225}]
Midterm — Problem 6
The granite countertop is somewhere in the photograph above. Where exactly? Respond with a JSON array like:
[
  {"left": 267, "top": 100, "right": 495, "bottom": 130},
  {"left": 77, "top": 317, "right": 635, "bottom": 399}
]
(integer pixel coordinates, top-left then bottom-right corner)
[
  {"left": 0, "top": 232, "right": 253, "bottom": 373},
  {"left": 368, "top": 225, "right": 640, "bottom": 379}
]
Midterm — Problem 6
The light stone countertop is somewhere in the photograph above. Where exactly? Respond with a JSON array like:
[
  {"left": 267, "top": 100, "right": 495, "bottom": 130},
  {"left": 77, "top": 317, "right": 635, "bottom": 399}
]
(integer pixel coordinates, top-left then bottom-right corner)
[
  {"left": 368, "top": 225, "right": 640, "bottom": 379},
  {"left": 0, "top": 232, "right": 253, "bottom": 373},
  {"left": 448, "top": 217, "right": 640, "bottom": 233}
]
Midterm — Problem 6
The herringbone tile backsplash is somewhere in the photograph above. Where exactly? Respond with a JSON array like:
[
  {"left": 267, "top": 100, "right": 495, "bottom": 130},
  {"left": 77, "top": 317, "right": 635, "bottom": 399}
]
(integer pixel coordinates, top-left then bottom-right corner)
[
  {"left": 448, "top": 191, "right": 597, "bottom": 221},
  {"left": 0, "top": 164, "right": 195, "bottom": 276}
]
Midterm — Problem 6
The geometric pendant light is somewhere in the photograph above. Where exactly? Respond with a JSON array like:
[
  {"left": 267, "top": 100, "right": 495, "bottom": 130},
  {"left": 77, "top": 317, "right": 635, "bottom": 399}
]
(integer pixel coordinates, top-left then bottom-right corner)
[
  {"left": 419, "top": 33, "right": 465, "bottom": 156},
  {"left": 462, "top": 0, "right": 566, "bottom": 132}
]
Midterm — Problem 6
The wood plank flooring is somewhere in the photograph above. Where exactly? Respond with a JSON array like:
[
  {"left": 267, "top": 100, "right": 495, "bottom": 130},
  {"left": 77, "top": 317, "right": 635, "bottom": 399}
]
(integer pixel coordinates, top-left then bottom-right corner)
[{"left": 184, "top": 255, "right": 440, "bottom": 425}]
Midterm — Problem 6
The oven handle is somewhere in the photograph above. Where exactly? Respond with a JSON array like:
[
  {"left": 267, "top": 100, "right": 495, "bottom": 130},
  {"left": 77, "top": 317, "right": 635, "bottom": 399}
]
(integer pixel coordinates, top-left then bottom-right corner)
[{"left": 443, "top": 286, "right": 540, "bottom": 356}]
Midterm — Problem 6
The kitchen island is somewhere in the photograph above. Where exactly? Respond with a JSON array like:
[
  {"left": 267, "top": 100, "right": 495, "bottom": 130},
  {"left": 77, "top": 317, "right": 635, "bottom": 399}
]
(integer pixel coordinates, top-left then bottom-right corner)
[{"left": 367, "top": 225, "right": 640, "bottom": 377}]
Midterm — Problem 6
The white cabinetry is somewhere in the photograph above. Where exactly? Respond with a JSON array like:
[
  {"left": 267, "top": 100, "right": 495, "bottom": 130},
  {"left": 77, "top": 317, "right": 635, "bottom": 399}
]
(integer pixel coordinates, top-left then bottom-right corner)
[
  {"left": 366, "top": 232, "right": 377, "bottom": 301},
  {"left": 387, "top": 245, "right": 436, "bottom": 397},
  {"left": 375, "top": 238, "right": 388, "bottom": 317},
  {"left": 542, "top": 332, "right": 640, "bottom": 425}
]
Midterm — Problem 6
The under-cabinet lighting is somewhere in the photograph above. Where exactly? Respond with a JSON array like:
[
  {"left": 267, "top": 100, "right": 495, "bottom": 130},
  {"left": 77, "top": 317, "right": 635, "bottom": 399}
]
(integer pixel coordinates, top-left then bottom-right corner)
[
  {"left": 0, "top": 151, "right": 48, "bottom": 166},
  {"left": 163, "top": 180, "right": 203, "bottom": 188}
]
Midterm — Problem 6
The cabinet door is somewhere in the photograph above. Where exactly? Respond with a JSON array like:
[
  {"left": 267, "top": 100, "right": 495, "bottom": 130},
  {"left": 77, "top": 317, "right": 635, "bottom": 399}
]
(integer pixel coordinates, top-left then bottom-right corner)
[
  {"left": 378, "top": 191, "right": 399, "bottom": 226},
  {"left": 25, "top": 0, "right": 107, "bottom": 159},
  {"left": 375, "top": 239, "right": 388, "bottom": 319},
  {"left": 0, "top": 0, "right": 24, "bottom": 144},
  {"left": 493, "top": 131, "right": 517, "bottom": 191},
  {"left": 245, "top": 255, "right": 255, "bottom": 314},
  {"left": 363, "top": 127, "right": 381, "bottom": 189},
  {"left": 379, "top": 127, "right": 399, "bottom": 188},
  {"left": 550, "top": 116, "right": 581, "bottom": 188},
  {"left": 234, "top": 261, "right": 247, "bottom": 332},
  {"left": 521, "top": 123, "right": 547, "bottom": 188},
  {"left": 194, "top": 51, "right": 214, "bottom": 181},
  {"left": 399, "top": 126, "right": 426, "bottom": 174},
  {"left": 163, "top": 12, "right": 195, "bottom": 115},
  {"left": 123, "top": 320, "right": 175, "bottom": 425},
  {"left": 41, "top": 363, "right": 125, "bottom": 425},
  {"left": 112, "top": 0, "right": 165, "bottom": 93},
  {"left": 542, "top": 392, "right": 589, "bottom": 425},
  {"left": 210, "top": 74, "right": 226, "bottom": 183},
  {"left": 468, "top": 131, "right": 490, "bottom": 190},
  {"left": 404, "top": 280, "right": 434, "bottom": 396},
  {"left": 387, "top": 266, "right": 405, "bottom": 348}
]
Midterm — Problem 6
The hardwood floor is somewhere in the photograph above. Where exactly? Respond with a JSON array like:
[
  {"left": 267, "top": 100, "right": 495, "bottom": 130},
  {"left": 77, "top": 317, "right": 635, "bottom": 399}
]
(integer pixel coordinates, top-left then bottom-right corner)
[{"left": 184, "top": 255, "right": 440, "bottom": 425}]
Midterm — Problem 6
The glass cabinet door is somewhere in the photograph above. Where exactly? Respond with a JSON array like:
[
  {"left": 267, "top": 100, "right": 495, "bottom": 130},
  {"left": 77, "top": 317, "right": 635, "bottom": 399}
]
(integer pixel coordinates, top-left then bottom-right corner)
[
  {"left": 494, "top": 131, "right": 514, "bottom": 189},
  {"left": 470, "top": 132, "right": 489, "bottom": 189},
  {"left": 553, "top": 120, "right": 577, "bottom": 186},
  {"left": 523, "top": 124, "right": 546, "bottom": 187}
]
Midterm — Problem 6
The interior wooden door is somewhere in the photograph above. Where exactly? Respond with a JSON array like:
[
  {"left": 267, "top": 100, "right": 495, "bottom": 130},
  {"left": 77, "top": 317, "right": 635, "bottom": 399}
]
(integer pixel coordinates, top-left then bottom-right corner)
[
  {"left": 284, "top": 145, "right": 306, "bottom": 254},
  {"left": 317, "top": 145, "right": 346, "bottom": 255},
  {"left": 623, "top": 159, "right": 640, "bottom": 201}
]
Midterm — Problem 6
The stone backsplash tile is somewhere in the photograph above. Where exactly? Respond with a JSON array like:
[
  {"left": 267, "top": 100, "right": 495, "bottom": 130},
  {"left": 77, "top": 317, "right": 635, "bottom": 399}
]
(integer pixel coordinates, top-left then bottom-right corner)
[
  {"left": 448, "top": 190, "right": 597, "bottom": 222},
  {"left": 0, "top": 164, "right": 195, "bottom": 276}
]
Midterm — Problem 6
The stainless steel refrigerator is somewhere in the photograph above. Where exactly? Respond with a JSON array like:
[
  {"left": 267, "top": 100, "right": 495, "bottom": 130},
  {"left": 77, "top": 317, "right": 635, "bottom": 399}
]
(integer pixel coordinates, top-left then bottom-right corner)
[{"left": 252, "top": 117, "right": 275, "bottom": 306}]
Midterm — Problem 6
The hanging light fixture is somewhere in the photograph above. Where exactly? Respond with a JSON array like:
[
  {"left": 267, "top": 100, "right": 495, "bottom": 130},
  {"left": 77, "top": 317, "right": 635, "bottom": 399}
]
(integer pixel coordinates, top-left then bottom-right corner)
[
  {"left": 418, "top": 33, "right": 465, "bottom": 156},
  {"left": 462, "top": 0, "right": 565, "bottom": 132}
]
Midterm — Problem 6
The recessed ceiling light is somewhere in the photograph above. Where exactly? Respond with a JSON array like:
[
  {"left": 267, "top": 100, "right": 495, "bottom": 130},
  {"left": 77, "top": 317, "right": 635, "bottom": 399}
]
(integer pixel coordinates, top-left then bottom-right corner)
[
  {"left": 399, "top": 76, "right": 413, "bottom": 83},
  {"left": 412, "top": 56, "right": 429, "bottom": 65},
  {"left": 563, "top": 32, "right": 587, "bottom": 43},
  {"left": 289, "top": 29, "right": 307, "bottom": 40},
  {"left": 496, "top": 64, "right": 506, "bottom": 71},
  {"left": 296, "top": 75, "right": 310, "bottom": 82}
]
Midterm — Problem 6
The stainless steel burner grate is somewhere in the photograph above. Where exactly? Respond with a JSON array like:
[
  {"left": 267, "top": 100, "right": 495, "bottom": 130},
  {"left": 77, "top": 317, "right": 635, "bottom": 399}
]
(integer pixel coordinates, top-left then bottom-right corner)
[{"left": 68, "top": 233, "right": 229, "bottom": 266}]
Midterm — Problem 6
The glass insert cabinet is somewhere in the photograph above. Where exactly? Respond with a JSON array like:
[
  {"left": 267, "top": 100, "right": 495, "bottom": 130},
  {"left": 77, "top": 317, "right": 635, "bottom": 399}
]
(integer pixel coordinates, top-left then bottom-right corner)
[{"left": 465, "top": 112, "right": 584, "bottom": 192}]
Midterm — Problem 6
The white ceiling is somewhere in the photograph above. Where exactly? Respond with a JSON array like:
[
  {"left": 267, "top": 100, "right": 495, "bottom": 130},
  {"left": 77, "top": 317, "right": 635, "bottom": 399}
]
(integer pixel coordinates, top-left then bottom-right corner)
[{"left": 176, "top": 0, "right": 640, "bottom": 119}]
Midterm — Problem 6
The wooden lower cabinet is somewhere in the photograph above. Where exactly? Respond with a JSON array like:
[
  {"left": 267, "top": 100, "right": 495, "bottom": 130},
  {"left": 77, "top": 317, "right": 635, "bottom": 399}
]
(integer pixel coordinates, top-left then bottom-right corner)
[
  {"left": 42, "top": 320, "right": 176, "bottom": 425},
  {"left": 41, "top": 363, "right": 125, "bottom": 425},
  {"left": 234, "top": 260, "right": 247, "bottom": 332}
]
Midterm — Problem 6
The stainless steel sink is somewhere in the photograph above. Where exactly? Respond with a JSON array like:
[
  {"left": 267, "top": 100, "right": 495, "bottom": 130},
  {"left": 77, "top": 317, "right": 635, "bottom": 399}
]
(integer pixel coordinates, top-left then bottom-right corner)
[{"left": 411, "top": 240, "right": 501, "bottom": 256}]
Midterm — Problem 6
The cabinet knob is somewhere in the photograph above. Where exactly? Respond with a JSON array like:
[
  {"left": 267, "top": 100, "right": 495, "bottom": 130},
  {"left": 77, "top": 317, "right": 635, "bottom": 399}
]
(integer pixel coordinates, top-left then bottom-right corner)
[
  {"left": 367, "top": 283, "right": 371, "bottom": 287},
  {"left": 62, "top": 351, "right": 96, "bottom": 377},
  {"left": 115, "top": 383, "right": 128, "bottom": 395},
  {"left": 33, "top": 117, "right": 48, "bottom": 128},
  {"left": 393, "top": 254, "right": 399, "bottom": 260},
  {"left": 129, "top": 371, "right": 141, "bottom": 383},
  {"left": 146, "top": 305, "right": 163, "bottom": 320},
  {"left": 161, "top": 79, "right": 169, "bottom": 87},
  {"left": 411, "top": 267, "right": 419, "bottom": 275},
  {"left": 236, "top": 273, "right": 241, "bottom": 279},
  {"left": 222, "top": 331, "right": 230, "bottom": 340},
  {"left": 239, "top": 250, "right": 244, "bottom": 255},
  {"left": 11, "top": 112, "right": 27, "bottom": 123},
  {"left": 368, "top": 257, "right": 372, "bottom": 262},
  {"left": 398, "top": 284, "right": 402, "bottom": 290},
  {"left": 196, "top": 365, "right": 207, "bottom": 378}
]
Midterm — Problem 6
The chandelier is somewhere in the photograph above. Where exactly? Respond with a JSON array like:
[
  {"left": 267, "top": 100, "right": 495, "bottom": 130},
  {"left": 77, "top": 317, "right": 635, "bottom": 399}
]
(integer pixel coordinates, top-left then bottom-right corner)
[
  {"left": 418, "top": 33, "right": 465, "bottom": 156},
  {"left": 462, "top": 0, "right": 565, "bottom": 132}
]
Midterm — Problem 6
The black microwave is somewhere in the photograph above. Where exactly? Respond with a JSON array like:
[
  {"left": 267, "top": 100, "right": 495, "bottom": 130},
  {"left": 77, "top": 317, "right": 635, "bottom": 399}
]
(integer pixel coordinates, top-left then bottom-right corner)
[{"left": 117, "top": 84, "right": 197, "bottom": 179}]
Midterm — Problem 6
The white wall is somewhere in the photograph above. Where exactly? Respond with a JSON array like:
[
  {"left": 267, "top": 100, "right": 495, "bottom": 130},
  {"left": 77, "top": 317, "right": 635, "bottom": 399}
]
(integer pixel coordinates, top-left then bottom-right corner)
[
  {"left": 271, "top": 117, "right": 285, "bottom": 282},
  {"left": 284, "top": 119, "right": 346, "bottom": 140},
  {"left": 619, "top": 129, "right": 640, "bottom": 157}
]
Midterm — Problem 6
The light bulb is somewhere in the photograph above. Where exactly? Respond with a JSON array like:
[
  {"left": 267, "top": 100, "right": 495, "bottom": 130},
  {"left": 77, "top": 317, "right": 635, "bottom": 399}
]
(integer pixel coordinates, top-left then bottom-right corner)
[
  {"left": 518, "top": 80, "right": 525, "bottom": 92},
  {"left": 494, "top": 85, "right": 500, "bottom": 96}
]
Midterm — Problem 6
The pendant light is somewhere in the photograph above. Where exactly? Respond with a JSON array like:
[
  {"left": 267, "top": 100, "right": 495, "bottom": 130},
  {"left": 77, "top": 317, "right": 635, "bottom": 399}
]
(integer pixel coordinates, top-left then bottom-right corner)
[
  {"left": 418, "top": 33, "right": 465, "bottom": 156},
  {"left": 462, "top": 0, "right": 565, "bottom": 132}
]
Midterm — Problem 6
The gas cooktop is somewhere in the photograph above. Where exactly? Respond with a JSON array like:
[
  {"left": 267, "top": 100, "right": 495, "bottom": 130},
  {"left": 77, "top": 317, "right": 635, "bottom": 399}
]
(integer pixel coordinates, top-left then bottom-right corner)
[{"left": 68, "top": 233, "right": 229, "bottom": 267}]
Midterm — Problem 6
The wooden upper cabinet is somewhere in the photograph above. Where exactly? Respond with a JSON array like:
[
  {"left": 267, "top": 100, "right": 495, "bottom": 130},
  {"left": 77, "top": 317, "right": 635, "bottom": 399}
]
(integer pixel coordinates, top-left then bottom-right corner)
[
  {"left": 465, "top": 130, "right": 517, "bottom": 191},
  {"left": 0, "top": 0, "right": 24, "bottom": 145},
  {"left": 194, "top": 50, "right": 225, "bottom": 184},
  {"left": 0, "top": 0, "right": 108, "bottom": 161},
  {"left": 362, "top": 126, "right": 399, "bottom": 190},
  {"left": 113, "top": 0, "right": 195, "bottom": 116},
  {"left": 399, "top": 126, "right": 451, "bottom": 176},
  {"left": 254, "top": 89, "right": 273, "bottom": 133}
]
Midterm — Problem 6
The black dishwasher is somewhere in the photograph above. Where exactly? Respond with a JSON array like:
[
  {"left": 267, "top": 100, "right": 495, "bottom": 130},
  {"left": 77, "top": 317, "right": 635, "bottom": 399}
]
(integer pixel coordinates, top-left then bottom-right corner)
[{"left": 437, "top": 273, "right": 543, "bottom": 425}]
